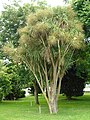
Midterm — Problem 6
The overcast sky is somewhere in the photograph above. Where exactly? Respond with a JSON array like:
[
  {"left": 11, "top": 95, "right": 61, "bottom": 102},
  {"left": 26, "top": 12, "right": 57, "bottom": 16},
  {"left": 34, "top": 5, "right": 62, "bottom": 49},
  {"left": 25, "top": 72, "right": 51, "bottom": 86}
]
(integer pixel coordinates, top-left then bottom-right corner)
[{"left": 0, "top": 0, "right": 65, "bottom": 12}]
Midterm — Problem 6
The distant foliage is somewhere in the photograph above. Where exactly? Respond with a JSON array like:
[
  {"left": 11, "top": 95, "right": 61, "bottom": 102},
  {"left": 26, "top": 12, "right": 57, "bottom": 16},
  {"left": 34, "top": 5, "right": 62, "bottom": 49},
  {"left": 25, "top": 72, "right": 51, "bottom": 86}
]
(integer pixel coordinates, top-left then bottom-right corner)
[
  {"left": 72, "top": 0, "right": 90, "bottom": 38},
  {"left": 72, "top": 0, "right": 90, "bottom": 82},
  {"left": 61, "top": 64, "right": 86, "bottom": 100},
  {"left": 0, "top": 60, "right": 11, "bottom": 101}
]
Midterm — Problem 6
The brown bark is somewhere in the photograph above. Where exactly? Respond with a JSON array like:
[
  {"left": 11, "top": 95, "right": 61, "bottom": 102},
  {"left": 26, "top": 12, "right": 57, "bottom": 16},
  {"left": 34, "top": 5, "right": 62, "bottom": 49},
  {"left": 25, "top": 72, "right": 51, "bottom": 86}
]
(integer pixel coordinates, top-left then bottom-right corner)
[
  {"left": 46, "top": 87, "right": 48, "bottom": 98},
  {"left": 33, "top": 81, "right": 39, "bottom": 105}
]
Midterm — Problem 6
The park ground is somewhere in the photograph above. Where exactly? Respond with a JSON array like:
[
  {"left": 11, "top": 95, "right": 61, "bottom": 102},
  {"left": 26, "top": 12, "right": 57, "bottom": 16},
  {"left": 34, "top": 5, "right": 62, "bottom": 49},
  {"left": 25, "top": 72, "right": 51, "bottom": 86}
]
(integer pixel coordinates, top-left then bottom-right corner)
[{"left": 0, "top": 93, "right": 90, "bottom": 120}]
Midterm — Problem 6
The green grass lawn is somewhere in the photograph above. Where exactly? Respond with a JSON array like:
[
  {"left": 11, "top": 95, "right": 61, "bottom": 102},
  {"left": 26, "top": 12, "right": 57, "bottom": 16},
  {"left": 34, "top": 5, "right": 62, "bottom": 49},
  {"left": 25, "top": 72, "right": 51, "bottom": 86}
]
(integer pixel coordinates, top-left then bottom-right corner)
[{"left": 0, "top": 93, "right": 90, "bottom": 120}]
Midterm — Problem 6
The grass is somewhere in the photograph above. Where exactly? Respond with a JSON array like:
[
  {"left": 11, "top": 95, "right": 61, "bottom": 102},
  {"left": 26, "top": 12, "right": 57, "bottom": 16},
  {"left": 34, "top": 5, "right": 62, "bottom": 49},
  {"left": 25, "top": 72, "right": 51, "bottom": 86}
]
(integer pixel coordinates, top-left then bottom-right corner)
[{"left": 0, "top": 93, "right": 90, "bottom": 120}]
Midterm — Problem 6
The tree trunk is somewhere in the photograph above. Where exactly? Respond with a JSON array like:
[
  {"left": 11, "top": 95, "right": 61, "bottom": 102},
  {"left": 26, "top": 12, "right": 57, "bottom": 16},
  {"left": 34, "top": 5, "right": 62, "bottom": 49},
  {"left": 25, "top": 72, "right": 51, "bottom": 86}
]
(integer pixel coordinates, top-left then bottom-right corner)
[
  {"left": 46, "top": 87, "right": 48, "bottom": 98},
  {"left": 66, "top": 95, "right": 72, "bottom": 100},
  {"left": 48, "top": 83, "right": 58, "bottom": 114},
  {"left": 49, "top": 97, "right": 57, "bottom": 114},
  {"left": 33, "top": 81, "right": 39, "bottom": 105}
]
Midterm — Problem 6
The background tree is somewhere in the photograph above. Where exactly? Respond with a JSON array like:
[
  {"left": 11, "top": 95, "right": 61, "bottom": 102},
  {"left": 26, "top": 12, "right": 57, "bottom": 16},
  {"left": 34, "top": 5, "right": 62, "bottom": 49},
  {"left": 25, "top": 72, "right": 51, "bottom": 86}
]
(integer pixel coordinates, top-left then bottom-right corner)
[
  {"left": 72, "top": 0, "right": 90, "bottom": 38},
  {"left": 61, "top": 64, "right": 86, "bottom": 100},
  {"left": 0, "top": 1, "right": 27, "bottom": 100},
  {"left": 61, "top": 47, "right": 87, "bottom": 99},
  {"left": 72, "top": 0, "right": 90, "bottom": 83},
  {"left": 0, "top": 0, "right": 48, "bottom": 46},
  {"left": 5, "top": 63, "right": 27, "bottom": 100},
  {"left": 61, "top": 0, "right": 90, "bottom": 99},
  {"left": 0, "top": 0, "right": 49, "bottom": 104},
  {"left": 4, "top": 6, "right": 84, "bottom": 114},
  {"left": 0, "top": 1, "right": 42, "bottom": 103},
  {"left": 0, "top": 1, "right": 32, "bottom": 47},
  {"left": 0, "top": 60, "right": 11, "bottom": 101}
]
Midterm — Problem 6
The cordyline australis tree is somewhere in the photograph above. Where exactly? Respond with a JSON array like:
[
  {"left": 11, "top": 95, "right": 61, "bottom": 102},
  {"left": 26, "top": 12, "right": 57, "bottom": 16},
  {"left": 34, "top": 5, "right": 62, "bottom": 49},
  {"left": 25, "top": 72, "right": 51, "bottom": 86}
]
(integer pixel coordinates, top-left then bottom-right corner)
[{"left": 3, "top": 6, "right": 84, "bottom": 114}]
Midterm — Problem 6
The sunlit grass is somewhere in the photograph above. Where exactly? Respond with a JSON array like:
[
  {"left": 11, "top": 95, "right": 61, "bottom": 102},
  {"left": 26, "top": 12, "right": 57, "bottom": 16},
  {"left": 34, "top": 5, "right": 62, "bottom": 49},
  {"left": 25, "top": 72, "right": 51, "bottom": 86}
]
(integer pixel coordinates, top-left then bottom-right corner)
[{"left": 0, "top": 93, "right": 90, "bottom": 120}]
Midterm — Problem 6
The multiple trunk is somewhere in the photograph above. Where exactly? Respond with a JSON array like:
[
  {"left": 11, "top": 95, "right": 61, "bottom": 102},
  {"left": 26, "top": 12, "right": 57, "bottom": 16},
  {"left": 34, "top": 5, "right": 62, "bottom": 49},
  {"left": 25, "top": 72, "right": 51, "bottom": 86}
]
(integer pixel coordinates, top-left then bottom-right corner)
[
  {"left": 28, "top": 40, "right": 71, "bottom": 114},
  {"left": 31, "top": 60, "right": 64, "bottom": 114}
]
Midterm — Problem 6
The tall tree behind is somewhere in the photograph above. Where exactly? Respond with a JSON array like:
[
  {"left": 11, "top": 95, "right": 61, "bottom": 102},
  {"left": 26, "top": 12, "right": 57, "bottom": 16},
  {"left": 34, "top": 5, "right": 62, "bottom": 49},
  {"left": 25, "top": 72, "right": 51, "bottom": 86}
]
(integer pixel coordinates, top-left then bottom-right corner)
[
  {"left": 72, "top": 0, "right": 90, "bottom": 82},
  {"left": 72, "top": 0, "right": 90, "bottom": 38},
  {"left": 0, "top": 1, "right": 43, "bottom": 103}
]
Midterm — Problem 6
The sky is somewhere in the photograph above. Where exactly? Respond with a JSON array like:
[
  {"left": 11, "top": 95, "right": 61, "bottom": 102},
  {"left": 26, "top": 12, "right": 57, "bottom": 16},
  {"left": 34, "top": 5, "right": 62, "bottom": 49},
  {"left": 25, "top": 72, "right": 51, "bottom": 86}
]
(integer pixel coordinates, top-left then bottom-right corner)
[{"left": 0, "top": 0, "right": 66, "bottom": 12}]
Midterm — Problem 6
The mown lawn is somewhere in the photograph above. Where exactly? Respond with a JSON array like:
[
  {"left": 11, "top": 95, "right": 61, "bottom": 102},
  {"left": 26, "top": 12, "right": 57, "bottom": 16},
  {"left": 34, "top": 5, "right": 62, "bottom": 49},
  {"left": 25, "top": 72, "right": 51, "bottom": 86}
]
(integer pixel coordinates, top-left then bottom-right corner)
[{"left": 0, "top": 93, "right": 90, "bottom": 120}]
